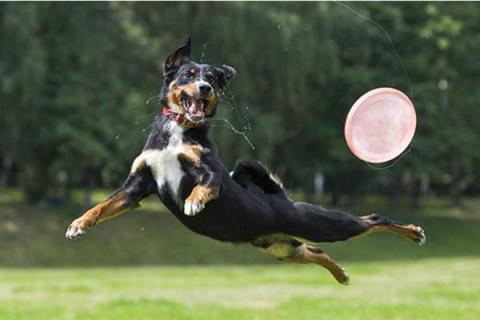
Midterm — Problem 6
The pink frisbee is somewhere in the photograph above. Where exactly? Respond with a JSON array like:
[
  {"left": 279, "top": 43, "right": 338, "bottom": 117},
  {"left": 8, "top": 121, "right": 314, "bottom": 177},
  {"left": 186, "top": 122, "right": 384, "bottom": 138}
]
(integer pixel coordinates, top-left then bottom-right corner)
[{"left": 344, "top": 88, "right": 416, "bottom": 164}]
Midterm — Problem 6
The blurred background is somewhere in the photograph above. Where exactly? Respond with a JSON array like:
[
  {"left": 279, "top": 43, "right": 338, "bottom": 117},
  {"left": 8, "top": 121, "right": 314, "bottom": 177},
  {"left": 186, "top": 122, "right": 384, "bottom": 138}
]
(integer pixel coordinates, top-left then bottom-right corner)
[{"left": 0, "top": 2, "right": 479, "bottom": 319}]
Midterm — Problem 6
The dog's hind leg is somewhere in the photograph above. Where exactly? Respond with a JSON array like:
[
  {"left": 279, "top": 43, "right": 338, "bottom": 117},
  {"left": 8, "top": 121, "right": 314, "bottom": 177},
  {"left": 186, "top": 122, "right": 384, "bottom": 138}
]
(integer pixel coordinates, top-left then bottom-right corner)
[
  {"left": 286, "top": 245, "right": 350, "bottom": 285},
  {"left": 252, "top": 235, "right": 349, "bottom": 285},
  {"left": 286, "top": 202, "right": 425, "bottom": 245},
  {"left": 231, "top": 160, "right": 287, "bottom": 197},
  {"left": 358, "top": 213, "right": 426, "bottom": 245}
]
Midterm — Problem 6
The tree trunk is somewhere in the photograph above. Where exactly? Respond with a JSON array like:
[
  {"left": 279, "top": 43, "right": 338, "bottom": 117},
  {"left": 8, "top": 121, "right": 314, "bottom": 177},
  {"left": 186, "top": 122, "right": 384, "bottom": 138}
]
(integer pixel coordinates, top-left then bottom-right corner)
[
  {"left": 412, "top": 178, "right": 421, "bottom": 209},
  {"left": 331, "top": 178, "right": 341, "bottom": 207},
  {"left": 450, "top": 156, "right": 463, "bottom": 207},
  {"left": 388, "top": 177, "right": 402, "bottom": 210}
]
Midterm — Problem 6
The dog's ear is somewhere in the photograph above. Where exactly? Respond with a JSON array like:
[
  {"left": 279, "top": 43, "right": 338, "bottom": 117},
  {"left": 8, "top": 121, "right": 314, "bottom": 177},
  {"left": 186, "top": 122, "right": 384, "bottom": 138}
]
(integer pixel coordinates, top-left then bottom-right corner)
[
  {"left": 217, "top": 65, "right": 236, "bottom": 90},
  {"left": 164, "top": 38, "right": 191, "bottom": 74}
]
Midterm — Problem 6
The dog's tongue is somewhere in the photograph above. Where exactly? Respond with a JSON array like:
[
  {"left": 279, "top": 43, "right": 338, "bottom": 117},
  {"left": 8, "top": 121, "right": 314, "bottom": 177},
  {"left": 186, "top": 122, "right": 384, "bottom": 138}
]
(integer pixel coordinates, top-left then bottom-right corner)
[{"left": 189, "top": 99, "right": 203, "bottom": 116}]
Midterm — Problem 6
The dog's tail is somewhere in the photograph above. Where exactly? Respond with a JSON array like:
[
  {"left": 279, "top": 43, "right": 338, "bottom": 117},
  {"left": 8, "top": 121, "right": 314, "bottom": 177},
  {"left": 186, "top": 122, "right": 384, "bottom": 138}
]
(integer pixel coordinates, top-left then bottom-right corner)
[{"left": 231, "top": 160, "right": 287, "bottom": 197}]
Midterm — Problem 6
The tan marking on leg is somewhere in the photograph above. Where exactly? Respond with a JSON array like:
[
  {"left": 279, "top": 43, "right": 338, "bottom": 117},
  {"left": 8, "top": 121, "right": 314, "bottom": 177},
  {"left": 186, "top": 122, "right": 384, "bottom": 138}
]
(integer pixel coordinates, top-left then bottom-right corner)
[
  {"left": 79, "top": 190, "right": 133, "bottom": 227},
  {"left": 66, "top": 189, "right": 133, "bottom": 239},
  {"left": 179, "top": 144, "right": 203, "bottom": 165},
  {"left": 285, "top": 244, "right": 349, "bottom": 285},
  {"left": 359, "top": 214, "right": 425, "bottom": 244},
  {"left": 186, "top": 184, "right": 218, "bottom": 205},
  {"left": 184, "top": 184, "right": 219, "bottom": 216},
  {"left": 376, "top": 224, "right": 425, "bottom": 244},
  {"left": 255, "top": 235, "right": 350, "bottom": 285}
]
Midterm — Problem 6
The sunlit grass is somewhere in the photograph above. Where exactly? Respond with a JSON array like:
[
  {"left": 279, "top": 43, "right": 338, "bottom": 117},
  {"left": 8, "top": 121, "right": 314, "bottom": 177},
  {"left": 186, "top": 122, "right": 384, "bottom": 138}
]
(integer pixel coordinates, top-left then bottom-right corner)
[
  {"left": 1, "top": 190, "right": 479, "bottom": 319},
  {"left": 1, "top": 258, "right": 479, "bottom": 319}
]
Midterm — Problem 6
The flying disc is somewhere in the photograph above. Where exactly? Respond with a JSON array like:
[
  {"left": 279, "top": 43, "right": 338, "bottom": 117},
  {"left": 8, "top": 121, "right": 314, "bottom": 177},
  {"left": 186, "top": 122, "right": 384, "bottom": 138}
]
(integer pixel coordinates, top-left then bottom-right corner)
[{"left": 344, "top": 88, "right": 416, "bottom": 164}]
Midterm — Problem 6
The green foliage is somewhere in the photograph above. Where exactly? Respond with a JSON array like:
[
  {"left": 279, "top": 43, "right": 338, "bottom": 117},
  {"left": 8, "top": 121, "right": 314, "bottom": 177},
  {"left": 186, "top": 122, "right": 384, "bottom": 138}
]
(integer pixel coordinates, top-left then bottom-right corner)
[{"left": 1, "top": 2, "right": 479, "bottom": 204}]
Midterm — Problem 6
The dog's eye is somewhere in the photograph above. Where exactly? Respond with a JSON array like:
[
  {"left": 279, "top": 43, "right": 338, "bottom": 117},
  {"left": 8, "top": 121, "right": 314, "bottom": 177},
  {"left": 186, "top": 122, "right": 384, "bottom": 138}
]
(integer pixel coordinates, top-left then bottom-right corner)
[
  {"left": 205, "top": 73, "right": 216, "bottom": 84},
  {"left": 184, "top": 72, "right": 194, "bottom": 79}
]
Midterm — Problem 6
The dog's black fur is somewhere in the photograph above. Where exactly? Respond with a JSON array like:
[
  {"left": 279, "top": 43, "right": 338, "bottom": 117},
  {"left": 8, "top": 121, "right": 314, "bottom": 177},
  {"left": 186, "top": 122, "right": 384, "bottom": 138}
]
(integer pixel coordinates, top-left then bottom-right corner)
[{"left": 66, "top": 39, "right": 425, "bottom": 284}]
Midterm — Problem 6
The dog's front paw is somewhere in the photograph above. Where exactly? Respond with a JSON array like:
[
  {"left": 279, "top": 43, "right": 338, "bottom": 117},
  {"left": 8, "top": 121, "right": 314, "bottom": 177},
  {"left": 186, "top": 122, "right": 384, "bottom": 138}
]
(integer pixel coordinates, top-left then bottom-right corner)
[
  {"left": 184, "top": 199, "right": 205, "bottom": 216},
  {"left": 65, "top": 218, "right": 92, "bottom": 239},
  {"left": 184, "top": 185, "right": 217, "bottom": 217},
  {"left": 412, "top": 225, "right": 426, "bottom": 246}
]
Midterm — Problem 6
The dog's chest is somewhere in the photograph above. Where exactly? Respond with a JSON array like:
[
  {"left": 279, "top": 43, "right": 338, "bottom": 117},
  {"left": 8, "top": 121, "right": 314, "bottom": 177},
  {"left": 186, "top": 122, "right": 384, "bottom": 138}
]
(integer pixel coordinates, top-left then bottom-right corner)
[{"left": 132, "top": 125, "right": 188, "bottom": 197}]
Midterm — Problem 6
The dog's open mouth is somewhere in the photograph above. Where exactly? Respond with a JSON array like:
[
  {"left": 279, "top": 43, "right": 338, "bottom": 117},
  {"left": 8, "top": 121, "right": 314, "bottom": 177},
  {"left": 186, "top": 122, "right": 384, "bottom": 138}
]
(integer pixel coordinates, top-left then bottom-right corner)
[{"left": 181, "top": 93, "right": 208, "bottom": 122}]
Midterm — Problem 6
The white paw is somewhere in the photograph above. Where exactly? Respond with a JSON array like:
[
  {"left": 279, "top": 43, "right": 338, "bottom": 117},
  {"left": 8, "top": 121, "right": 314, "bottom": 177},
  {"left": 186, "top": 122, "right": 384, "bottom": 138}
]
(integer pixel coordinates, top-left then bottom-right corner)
[
  {"left": 65, "top": 221, "right": 87, "bottom": 240},
  {"left": 184, "top": 200, "right": 205, "bottom": 216},
  {"left": 418, "top": 229, "right": 427, "bottom": 246}
]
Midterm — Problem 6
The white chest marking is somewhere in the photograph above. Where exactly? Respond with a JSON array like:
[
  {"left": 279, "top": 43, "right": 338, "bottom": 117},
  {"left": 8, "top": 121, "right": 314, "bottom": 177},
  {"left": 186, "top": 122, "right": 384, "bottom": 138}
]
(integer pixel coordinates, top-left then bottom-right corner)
[{"left": 131, "top": 123, "right": 186, "bottom": 197}]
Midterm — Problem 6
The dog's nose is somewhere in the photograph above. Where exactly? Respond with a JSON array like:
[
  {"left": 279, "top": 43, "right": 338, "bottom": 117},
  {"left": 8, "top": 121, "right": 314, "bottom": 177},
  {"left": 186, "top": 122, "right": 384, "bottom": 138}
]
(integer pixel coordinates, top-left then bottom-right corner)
[{"left": 199, "top": 84, "right": 212, "bottom": 95}]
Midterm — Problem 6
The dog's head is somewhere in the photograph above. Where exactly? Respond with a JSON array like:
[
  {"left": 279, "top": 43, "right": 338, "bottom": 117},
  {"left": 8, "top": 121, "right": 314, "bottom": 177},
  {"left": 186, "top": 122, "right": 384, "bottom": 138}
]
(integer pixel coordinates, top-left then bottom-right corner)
[{"left": 160, "top": 38, "right": 236, "bottom": 125}]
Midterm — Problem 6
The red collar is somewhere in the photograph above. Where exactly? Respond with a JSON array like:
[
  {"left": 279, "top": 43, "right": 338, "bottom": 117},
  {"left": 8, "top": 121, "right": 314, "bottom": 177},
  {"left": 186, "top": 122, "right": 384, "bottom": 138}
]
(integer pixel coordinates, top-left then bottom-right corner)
[{"left": 162, "top": 106, "right": 204, "bottom": 128}]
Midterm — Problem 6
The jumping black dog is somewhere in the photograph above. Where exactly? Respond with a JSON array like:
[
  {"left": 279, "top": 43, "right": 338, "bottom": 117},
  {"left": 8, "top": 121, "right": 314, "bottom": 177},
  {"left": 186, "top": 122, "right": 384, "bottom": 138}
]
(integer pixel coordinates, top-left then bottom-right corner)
[{"left": 66, "top": 39, "right": 425, "bottom": 284}]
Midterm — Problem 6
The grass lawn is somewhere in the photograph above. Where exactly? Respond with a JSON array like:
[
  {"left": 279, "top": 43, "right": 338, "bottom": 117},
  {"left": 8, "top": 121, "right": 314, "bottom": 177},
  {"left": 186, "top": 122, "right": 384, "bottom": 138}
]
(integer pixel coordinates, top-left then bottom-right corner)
[
  {"left": 1, "top": 258, "right": 479, "bottom": 320},
  {"left": 1, "top": 191, "right": 479, "bottom": 319}
]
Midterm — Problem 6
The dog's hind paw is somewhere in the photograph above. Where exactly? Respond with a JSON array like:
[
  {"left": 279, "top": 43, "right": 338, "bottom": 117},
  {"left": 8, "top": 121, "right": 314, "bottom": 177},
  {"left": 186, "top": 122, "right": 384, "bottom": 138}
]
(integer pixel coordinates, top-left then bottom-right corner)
[
  {"left": 184, "top": 200, "right": 205, "bottom": 216},
  {"left": 336, "top": 267, "right": 350, "bottom": 285}
]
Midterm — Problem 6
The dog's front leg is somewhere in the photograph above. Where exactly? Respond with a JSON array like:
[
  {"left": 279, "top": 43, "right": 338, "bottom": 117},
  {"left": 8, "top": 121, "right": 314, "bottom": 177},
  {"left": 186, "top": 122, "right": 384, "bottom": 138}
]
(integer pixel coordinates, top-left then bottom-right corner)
[
  {"left": 184, "top": 179, "right": 221, "bottom": 216},
  {"left": 66, "top": 160, "right": 155, "bottom": 239},
  {"left": 179, "top": 149, "right": 222, "bottom": 216}
]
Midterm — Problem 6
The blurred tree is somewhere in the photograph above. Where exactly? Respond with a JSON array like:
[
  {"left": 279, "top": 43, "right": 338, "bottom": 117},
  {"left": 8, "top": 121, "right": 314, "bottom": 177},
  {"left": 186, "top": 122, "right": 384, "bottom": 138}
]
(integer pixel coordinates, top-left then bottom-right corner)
[{"left": 1, "top": 2, "right": 479, "bottom": 207}]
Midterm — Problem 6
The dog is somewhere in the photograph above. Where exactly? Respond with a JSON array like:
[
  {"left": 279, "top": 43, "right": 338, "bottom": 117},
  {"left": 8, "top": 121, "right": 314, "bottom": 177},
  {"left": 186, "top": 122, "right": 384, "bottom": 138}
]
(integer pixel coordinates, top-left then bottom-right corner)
[{"left": 66, "top": 39, "right": 425, "bottom": 284}]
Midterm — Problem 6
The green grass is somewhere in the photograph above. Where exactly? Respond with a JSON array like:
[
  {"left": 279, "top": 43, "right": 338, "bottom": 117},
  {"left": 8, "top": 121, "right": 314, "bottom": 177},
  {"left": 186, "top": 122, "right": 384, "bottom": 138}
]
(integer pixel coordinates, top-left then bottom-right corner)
[
  {"left": 1, "top": 190, "right": 480, "bottom": 318},
  {"left": 0, "top": 258, "right": 479, "bottom": 319}
]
